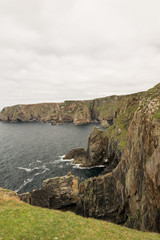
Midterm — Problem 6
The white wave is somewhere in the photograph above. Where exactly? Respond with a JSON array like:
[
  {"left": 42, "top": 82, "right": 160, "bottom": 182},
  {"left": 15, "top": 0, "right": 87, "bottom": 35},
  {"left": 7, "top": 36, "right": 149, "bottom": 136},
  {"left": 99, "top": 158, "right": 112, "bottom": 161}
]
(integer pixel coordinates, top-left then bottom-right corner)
[
  {"left": 42, "top": 164, "right": 49, "bottom": 171},
  {"left": 34, "top": 169, "right": 48, "bottom": 176},
  {"left": 33, "top": 165, "right": 49, "bottom": 171},
  {"left": 73, "top": 164, "right": 105, "bottom": 169},
  {"left": 29, "top": 160, "right": 42, "bottom": 167},
  {"left": 15, "top": 178, "right": 33, "bottom": 193},
  {"left": 52, "top": 159, "right": 62, "bottom": 163},
  {"left": 17, "top": 164, "right": 49, "bottom": 172},
  {"left": 61, "top": 158, "right": 73, "bottom": 162},
  {"left": 58, "top": 164, "right": 64, "bottom": 168},
  {"left": 52, "top": 155, "right": 73, "bottom": 163},
  {"left": 36, "top": 160, "right": 41, "bottom": 163},
  {"left": 17, "top": 167, "right": 32, "bottom": 172},
  {"left": 73, "top": 164, "right": 81, "bottom": 169}
]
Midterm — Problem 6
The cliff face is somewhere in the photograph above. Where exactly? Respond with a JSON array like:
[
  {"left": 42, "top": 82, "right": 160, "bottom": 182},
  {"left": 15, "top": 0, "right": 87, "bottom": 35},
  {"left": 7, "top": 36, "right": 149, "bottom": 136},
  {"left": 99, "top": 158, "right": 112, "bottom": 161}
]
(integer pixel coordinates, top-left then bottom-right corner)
[
  {"left": 76, "top": 84, "right": 160, "bottom": 233},
  {"left": 63, "top": 91, "right": 142, "bottom": 168},
  {"left": 0, "top": 95, "right": 130, "bottom": 125},
  {"left": 19, "top": 172, "right": 78, "bottom": 209}
]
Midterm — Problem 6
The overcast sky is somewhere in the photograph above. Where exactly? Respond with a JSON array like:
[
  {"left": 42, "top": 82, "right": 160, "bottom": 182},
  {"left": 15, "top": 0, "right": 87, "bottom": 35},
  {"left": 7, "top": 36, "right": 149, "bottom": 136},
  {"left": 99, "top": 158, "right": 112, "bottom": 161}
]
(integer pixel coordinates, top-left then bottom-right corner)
[{"left": 0, "top": 0, "right": 160, "bottom": 109}]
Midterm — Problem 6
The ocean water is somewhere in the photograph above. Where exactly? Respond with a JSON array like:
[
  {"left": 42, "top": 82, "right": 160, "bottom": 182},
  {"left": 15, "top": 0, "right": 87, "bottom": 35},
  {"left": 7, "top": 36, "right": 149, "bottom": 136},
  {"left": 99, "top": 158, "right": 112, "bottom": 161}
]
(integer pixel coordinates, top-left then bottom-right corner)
[{"left": 0, "top": 121, "right": 105, "bottom": 194}]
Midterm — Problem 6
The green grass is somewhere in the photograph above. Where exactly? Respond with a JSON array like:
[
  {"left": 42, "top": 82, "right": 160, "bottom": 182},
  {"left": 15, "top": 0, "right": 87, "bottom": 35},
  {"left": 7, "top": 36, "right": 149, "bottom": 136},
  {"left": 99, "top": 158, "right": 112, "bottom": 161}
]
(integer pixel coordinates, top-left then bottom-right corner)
[
  {"left": 145, "top": 83, "right": 160, "bottom": 99},
  {"left": 0, "top": 189, "right": 160, "bottom": 240},
  {"left": 153, "top": 106, "right": 160, "bottom": 122}
]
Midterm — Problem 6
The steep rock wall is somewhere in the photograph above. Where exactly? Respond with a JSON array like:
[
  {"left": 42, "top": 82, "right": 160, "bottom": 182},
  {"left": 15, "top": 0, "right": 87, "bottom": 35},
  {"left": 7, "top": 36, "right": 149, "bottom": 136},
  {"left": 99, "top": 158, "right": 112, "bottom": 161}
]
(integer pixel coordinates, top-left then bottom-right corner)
[
  {"left": 76, "top": 84, "right": 160, "bottom": 233},
  {"left": 63, "top": 92, "right": 142, "bottom": 168}
]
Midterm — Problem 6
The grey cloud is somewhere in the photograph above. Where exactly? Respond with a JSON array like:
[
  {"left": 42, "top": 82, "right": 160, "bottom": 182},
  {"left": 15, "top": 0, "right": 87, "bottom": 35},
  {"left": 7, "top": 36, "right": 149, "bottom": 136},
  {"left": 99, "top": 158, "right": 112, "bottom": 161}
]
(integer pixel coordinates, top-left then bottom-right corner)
[{"left": 0, "top": 0, "right": 160, "bottom": 109}]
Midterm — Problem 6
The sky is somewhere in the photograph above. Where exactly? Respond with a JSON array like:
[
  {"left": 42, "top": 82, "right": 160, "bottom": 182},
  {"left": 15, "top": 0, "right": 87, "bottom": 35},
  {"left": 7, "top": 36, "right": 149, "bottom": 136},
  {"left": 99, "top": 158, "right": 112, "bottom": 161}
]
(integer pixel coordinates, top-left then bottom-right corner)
[{"left": 0, "top": 0, "right": 160, "bottom": 109}]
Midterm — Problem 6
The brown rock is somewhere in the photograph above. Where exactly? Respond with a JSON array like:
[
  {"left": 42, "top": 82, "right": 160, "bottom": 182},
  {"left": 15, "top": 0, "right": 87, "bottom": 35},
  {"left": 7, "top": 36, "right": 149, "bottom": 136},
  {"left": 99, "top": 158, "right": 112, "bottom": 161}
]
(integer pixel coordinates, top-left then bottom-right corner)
[
  {"left": 63, "top": 147, "right": 87, "bottom": 165},
  {"left": 85, "top": 127, "right": 107, "bottom": 166},
  {"left": 51, "top": 120, "right": 57, "bottom": 125},
  {"left": 73, "top": 105, "right": 91, "bottom": 125},
  {"left": 19, "top": 172, "right": 78, "bottom": 209}
]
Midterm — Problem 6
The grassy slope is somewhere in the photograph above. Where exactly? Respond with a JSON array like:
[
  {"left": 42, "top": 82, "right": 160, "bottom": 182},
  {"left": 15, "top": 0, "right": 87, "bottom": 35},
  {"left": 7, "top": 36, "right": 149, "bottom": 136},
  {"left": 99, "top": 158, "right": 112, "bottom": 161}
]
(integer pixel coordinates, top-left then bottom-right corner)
[{"left": 0, "top": 189, "right": 160, "bottom": 240}]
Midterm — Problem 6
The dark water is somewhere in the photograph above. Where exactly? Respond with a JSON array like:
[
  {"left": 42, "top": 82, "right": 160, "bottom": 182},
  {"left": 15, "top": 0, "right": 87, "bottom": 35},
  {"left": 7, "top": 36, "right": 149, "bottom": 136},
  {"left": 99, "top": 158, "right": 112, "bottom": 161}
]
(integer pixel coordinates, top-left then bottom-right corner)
[{"left": 0, "top": 122, "right": 105, "bottom": 194}]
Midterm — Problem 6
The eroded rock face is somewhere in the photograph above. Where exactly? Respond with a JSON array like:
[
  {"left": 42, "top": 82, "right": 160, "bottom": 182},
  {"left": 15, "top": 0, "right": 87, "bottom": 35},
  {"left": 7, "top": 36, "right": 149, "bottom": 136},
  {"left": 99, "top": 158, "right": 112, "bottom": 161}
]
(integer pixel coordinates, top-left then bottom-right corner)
[
  {"left": 85, "top": 126, "right": 122, "bottom": 169},
  {"left": 19, "top": 172, "right": 78, "bottom": 209},
  {"left": 63, "top": 126, "right": 122, "bottom": 170},
  {"left": 76, "top": 84, "right": 160, "bottom": 233},
  {"left": 85, "top": 127, "right": 107, "bottom": 167},
  {"left": 73, "top": 105, "right": 92, "bottom": 125}
]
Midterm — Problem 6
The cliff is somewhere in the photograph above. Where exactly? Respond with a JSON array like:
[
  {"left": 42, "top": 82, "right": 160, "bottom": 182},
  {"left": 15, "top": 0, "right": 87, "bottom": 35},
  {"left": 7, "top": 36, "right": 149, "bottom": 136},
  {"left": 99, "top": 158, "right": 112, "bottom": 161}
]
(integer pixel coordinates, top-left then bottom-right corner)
[
  {"left": 76, "top": 83, "right": 160, "bottom": 233},
  {"left": 64, "top": 91, "right": 143, "bottom": 168},
  {"left": 19, "top": 172, "right": 78, "bottom": 209},
  {"left": 0, "top": 94, "right": 140, "bottom": 125}
]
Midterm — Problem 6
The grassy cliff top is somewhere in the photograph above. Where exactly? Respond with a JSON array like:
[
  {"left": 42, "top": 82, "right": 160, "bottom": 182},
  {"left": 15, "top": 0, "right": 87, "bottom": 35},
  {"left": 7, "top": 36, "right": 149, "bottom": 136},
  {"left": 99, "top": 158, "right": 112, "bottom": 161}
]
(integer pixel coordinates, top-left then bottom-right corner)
[{"left": 0, "top": 188, "right": 159, "bottom": 240}]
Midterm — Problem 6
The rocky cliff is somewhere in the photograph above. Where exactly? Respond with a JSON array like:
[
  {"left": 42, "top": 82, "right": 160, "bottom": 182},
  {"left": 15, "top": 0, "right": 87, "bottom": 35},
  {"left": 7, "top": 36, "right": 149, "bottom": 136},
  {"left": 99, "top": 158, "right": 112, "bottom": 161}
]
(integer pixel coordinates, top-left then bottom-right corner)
[
  {"left": 76, "top": 83, "right": 160, "bottom": 233},
  {"left": 64, "top": 91, "right": 143, "bottom": 168},
  {"left": 0, "top": 94, "right": 138, "bottom": 125},
  {"left": 19, "top": 172, "right": 78, "bottom": 209}
]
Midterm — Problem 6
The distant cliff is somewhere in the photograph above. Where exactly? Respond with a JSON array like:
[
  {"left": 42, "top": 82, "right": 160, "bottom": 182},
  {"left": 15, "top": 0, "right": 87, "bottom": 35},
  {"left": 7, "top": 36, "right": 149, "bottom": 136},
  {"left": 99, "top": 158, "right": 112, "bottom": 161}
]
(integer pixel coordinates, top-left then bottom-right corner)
[
  {"left": 76, "top": 83, "right": 160, "bottom": 233},
  {"left": 0, "top": 94, "right": 141, "bottom": 125}
]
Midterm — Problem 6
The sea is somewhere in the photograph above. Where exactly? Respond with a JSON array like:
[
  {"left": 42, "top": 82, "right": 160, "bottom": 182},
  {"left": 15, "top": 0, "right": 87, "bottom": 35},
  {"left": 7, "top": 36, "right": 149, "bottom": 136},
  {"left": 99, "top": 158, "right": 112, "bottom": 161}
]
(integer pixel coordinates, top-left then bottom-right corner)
[{"left": 0, "top": 121, "right": 105, "bottom": 194}]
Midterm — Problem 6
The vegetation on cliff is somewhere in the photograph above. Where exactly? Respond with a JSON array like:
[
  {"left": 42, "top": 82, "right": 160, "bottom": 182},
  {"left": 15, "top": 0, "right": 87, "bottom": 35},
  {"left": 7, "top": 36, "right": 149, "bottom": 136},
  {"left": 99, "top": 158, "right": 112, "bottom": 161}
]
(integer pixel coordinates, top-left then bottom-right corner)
[
  {"left": 105, "top": 92, "right": 143, "bottom": 151},
  {"left": 0, "top": 188, "right": 160, "bottom": 240}
]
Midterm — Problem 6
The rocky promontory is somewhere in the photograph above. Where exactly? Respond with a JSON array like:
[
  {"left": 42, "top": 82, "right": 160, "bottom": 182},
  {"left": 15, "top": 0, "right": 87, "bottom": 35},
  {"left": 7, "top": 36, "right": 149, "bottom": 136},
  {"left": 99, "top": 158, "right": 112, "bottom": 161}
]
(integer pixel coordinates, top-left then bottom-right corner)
[{"left": 19, "top": 172, "right": 78, "bottom": 209}]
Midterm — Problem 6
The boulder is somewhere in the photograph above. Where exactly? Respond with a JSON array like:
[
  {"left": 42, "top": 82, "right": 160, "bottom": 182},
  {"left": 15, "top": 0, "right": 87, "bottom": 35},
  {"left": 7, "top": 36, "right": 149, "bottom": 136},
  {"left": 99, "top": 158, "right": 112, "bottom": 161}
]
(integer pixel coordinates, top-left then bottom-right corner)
[{"left": 63, "top": 147, "right": 87, "bottom": 165}]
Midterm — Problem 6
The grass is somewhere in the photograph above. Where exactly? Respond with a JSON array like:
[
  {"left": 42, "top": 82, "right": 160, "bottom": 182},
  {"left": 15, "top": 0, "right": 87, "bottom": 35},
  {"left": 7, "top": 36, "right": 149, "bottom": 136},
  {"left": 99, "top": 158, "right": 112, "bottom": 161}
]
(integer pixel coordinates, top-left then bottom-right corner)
[
  {"left": 0, "top": 188, "right": 160, "bottom": 240},
  {"left": 153, "top": 106, "right": 160, "bottom": 122}
]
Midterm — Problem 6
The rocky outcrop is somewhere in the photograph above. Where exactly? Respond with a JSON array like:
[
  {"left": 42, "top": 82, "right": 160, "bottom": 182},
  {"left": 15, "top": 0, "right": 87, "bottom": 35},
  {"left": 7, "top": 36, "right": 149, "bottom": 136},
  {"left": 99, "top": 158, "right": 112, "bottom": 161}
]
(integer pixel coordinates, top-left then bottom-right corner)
[
  {"left": 84, "top": 127, "right": 107, "bottom": 167},
  {"left": 19, "top": 172, "right": 78, "bottom": 209},
  {"left": 76, "top": 83, "right": 160, "bottom": 233},
  {"left": 63, "top": 147, "right": 87, "bottom": 165}
]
